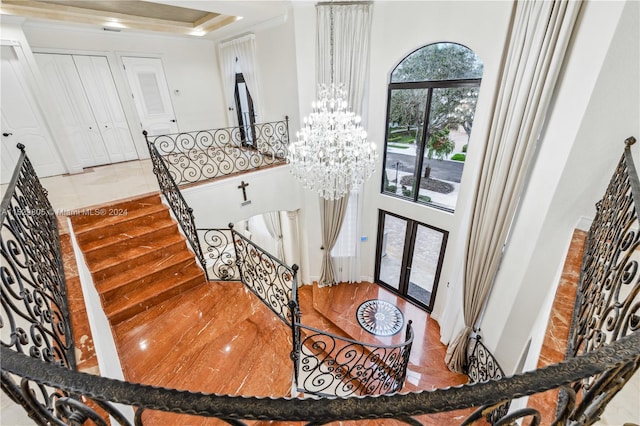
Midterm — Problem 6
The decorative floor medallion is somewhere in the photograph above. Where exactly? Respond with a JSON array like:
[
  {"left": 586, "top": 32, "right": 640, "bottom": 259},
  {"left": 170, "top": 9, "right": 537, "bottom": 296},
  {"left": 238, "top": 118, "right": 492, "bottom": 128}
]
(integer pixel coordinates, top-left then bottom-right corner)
[{"left": 356, "top": 299, "right": 404, "bottom": 336}]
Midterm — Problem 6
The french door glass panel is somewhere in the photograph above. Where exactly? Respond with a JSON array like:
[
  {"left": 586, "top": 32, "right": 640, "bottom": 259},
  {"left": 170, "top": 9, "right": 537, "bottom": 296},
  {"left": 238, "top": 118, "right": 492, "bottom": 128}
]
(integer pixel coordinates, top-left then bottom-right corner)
[
  {"left": 383, "top": 88, "right": 428, "bottom": 197},
  {"left": 378, "top": 213, "right": 408, "bottom": 290},
  {"left": 407, "top": 224, "right": 445, "bottom": 306}
]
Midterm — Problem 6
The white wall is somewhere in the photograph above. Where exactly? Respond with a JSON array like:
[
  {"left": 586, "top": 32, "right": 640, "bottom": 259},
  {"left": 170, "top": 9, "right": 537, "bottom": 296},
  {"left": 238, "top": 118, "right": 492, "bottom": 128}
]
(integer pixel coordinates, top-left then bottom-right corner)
[
  {"left": 182, "top": 166, "right": 302, "bottom": 228},
  {"left": 253, "top": 8, "right": 300, "bottom": 130},
  {"left": 481, "top": 0, "right": 640, "bottom": 372}
]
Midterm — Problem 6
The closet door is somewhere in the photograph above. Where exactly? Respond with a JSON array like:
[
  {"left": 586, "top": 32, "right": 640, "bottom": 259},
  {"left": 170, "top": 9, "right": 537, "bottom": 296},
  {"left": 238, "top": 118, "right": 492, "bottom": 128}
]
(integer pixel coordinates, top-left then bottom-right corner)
[
  {"left": 1, "top": 45, "right": 64, "bottom": 183},
  {"left": 34, "top": 53, "right": 110, "bottom": 167},
  {"left": 121, "top": 56, "right": 178, "bottom": 136},
  {"left": 73, "top": 55, "right": 138, "bottom": 163}
]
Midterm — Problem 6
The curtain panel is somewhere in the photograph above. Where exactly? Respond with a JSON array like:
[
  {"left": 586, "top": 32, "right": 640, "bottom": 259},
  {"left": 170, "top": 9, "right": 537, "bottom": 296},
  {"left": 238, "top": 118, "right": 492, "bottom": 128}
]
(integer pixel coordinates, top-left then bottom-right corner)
[
  {"left": 316, "top": 2, "right": 372, "bottom": 286},
  {"left": 218, "top": 34, "right": 262, "bottom": 126},
  {"left": 316, "top": 2, "right": 372, "bottom": 115},
  {"left": 262, "top": 211, "right": 286, "bottom": 262},
  {"left": 444, "top": 0, "right": 583, "bottom": 373}
]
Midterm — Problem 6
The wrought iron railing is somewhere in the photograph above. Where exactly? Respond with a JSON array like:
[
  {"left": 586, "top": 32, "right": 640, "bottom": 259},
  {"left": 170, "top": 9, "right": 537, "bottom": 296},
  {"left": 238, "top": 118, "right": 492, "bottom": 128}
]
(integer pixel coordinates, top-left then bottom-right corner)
[
  {"left": 293, "top": 321, "right": 414, "bottom": 397},
  {"left": 145, "top": 134, "right": 206, "bottom": 270},
  {"left": 2, "top": 139, "right": 640, "bottom": 425},
  {"left": 1, "top": 143, "right": 76, "bottom": 423},
  {"left": 466, "top": 335, "right": 509, "bottom": 423},
  {"left": 564, "top": 136, "right": 640, "bottom": 417},
  {"left": 230, "top": 224, "right": 298, "bottom": 326},
  {"left": 197, "top": 228, "right": 239, "bottom": 281},
  {"left": 144, "top": 118, "right": 289, "bottom": 186}
]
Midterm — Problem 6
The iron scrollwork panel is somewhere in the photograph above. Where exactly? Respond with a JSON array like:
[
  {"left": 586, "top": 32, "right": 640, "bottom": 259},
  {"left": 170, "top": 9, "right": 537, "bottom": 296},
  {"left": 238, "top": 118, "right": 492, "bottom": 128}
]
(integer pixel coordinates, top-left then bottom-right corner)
[
  {"left": 567, "top": 141, "right": 640, "bottom": 405},
  {"left": 1, "top": 148, "right": 75, "bottom": 370},
  {"left": 296, "top": 322, "right": 413, "bottom": 397},
  {"left": 148, "top": 119, "right": 289, "bottom": 186},
  {"left": 465, "top": 336, "right": 510, "bottom": 424},
  {"left": 231, "top": 228, "right": 296, "bottom": 325},
  {"left": 198, "top": 229, "right": 239, "bottom": 281},
  {"left": 145, "top": 136, "right": 206, "bottom": 270}
]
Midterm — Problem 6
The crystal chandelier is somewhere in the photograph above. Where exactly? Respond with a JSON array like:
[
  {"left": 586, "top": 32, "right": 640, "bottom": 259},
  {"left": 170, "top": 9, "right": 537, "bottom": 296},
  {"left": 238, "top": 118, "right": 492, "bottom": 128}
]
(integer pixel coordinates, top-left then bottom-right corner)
[{"left": 288, "top": 84, "right": 377, "bottom": 200}]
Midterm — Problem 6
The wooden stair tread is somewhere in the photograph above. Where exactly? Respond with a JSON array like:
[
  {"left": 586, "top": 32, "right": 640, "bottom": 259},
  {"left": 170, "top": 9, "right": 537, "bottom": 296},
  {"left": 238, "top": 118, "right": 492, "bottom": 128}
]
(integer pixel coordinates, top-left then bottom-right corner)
[
  {"left": 77, "top": 218, "right": 176, "bottom": 252},
  {"left": 96, "top": 250, "right": 199, "bottom": 294},
  {"left": 69, "top": 194, "right": 162, "bottom": 227},
  {"left": 104, "top": 268, "right": 204, "bottom": 325},
  {"left": 88, "top": 233, "right": 186, "bottom": 275},
  {"left": 71, "top": 203, "right": 170, "bottom": 233}
]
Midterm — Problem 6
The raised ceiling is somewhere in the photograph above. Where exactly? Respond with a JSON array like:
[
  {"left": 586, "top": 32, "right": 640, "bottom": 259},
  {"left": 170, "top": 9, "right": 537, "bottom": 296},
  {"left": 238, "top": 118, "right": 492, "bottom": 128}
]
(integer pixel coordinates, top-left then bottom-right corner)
[{"left": 0, "top": 0, "right": 242, "bottom": 37}]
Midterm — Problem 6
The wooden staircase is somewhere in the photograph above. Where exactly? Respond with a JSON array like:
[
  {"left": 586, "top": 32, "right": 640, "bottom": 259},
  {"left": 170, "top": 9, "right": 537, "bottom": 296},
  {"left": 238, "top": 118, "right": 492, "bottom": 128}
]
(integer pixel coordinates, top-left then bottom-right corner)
[{"left": 69, "top": 193, "right": 205, "bottom": 326}]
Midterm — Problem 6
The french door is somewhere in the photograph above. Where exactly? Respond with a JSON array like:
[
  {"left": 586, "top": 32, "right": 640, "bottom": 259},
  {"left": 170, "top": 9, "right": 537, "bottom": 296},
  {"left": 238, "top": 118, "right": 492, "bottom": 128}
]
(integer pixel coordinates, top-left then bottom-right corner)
[{"left": 374, "top": 210, "right": 447, "bottom": 312}]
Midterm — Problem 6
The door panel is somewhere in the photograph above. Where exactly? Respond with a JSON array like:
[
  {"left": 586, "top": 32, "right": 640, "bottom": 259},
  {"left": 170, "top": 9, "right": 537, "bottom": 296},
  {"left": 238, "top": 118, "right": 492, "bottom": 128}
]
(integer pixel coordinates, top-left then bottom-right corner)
[
  {"left": 1, "top": 46, "right": 64, "bottom": 183},
  {"left": 73, "top": 55, "right": 138, "bottom": 162},
  {"left": 121, "top": 56, "right": 178, "bottom": 136},
  {"left": 407, "top": 224, "right": 446, "bottom": 308},
  {"left": 34, "top": 53, "right": 110, "bottom": 167},
  {"left": 377, "top": 213, "right": 408, "bottom": 291}
]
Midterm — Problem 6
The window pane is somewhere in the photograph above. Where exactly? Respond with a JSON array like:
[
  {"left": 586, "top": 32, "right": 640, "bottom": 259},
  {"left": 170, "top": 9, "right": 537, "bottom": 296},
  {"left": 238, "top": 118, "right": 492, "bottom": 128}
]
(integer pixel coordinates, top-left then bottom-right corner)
[
  {"left": 378, "top": 214, "right": 407, "bottom": 290},
  {"left": 420, "top": 86, "right": 478, "bottom": 210},
  {"left": 408, "top": 225, "right": 445, "bottom": 306},
  {"left": 391, "top": 43, "right": 483, "bottom": 83},
  {"left": 383, "top": 88, "right": 428, "bottom": 198}
]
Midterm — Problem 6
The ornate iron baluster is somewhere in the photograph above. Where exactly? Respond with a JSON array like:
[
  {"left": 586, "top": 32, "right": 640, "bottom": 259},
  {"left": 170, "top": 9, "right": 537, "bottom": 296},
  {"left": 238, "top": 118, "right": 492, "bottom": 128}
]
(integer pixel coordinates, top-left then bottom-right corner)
[
  {"left": 144, "top": 131, "right": 206, "bottom": 270},
  {"left": 196, "top": 228, "right": 239, "bottom": 281},
  {"left": 230, "top": 224, "right": 298, "bottom": 326},
  {"left": 146, "top": 119, "right": 289, "bottom": 186},
  {"left": 295, "top": 321, "right": 414, "bottom": 397},
  {"left": 1, "top": 144, "right": 77, "bottom": 423}
]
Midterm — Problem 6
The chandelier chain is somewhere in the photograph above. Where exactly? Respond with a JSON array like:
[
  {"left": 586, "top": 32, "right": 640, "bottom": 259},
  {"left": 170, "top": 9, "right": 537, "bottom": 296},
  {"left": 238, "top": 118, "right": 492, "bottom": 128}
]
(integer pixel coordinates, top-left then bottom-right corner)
[{"left": 329, "top": 5, "right": 334, "bottom": 85}]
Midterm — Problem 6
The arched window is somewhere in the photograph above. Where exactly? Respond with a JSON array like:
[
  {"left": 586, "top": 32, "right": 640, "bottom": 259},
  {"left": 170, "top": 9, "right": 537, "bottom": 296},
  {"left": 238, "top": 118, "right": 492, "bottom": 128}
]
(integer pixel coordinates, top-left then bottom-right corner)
[{"left": 381, "top": 42, "right": 483, "bottom": 212}]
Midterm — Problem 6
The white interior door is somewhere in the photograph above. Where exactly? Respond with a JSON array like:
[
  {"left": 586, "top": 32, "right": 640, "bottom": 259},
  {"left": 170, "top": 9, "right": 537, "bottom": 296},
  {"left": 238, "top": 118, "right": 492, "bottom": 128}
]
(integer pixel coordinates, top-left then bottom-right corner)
[
  {"left": 73, "top": 55, "right": 138, "bottom": 163},
  {"left": 1, "top": 45, "right": 65, "bottom": 184},
  {"left": 34, "top": 53, "right": 110, "bottom": 168},
  {"left": 121, "top": 56, "right": 178, "bottom": 136}
]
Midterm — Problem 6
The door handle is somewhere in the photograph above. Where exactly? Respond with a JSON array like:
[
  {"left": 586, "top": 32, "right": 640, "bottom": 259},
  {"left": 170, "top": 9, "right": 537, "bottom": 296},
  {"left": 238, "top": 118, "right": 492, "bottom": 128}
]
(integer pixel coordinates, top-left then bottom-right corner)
[
  {"left": 2, "top": 133, "right": 13, "bottom": 137},
  {"left": 170, "top": 119, "right": 176, "bottom": 123}
]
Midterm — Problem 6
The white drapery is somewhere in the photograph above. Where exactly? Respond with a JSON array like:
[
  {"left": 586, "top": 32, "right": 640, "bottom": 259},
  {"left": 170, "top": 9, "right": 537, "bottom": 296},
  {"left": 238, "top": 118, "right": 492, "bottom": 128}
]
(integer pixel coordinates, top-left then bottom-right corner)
[
  {"left": 316, "top": 2, "right": 372, "bottom": 115},
  {"left": 331, "top": 188, "right": 363, "bottom": 284},
  {"left": 316, "top": 2, "right": 372, "bottom": 286},
  {"left": 443, "top": 0, "right": 583, "bottom": 373},
  {"left": 218, "top": 34, "right": 262, "bottom": 126},
  {"left": 262, "top": 211, "right": 286, "bottom": 262}
]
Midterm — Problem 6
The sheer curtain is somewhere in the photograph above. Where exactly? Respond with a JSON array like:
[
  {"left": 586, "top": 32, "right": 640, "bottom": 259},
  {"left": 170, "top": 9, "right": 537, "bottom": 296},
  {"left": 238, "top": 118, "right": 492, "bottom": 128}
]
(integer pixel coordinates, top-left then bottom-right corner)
[
  {"left": 316, "top": 2, "right": 372, "bottom": 286},
  {"left": 217, "top": 41, "right": 237, "bottom": 127},
  {"left": 218, "top": 34, "right": 262, "bottom": 125},
  {"left": 331, "top": 188, "right": 362, "bottom": 284},
  {"left": 316, "top": 2, "right": 372, "bottom": 114},
  {"left": 262, "top": 211, "right": 285, "bottom": 262},
  {"left": 443, "top": 0, "right": 583, "bottom": 373}
]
